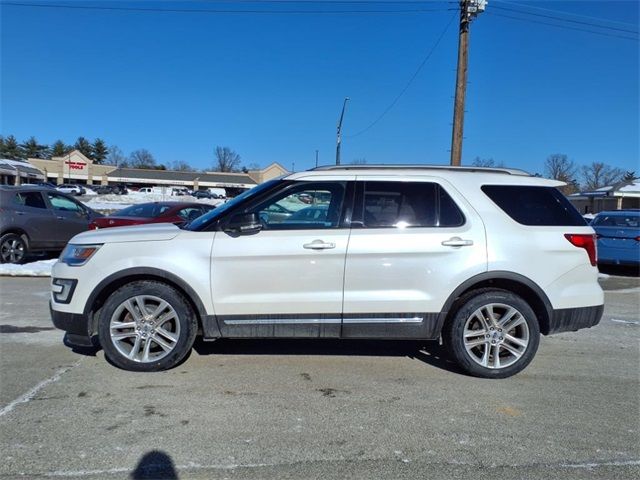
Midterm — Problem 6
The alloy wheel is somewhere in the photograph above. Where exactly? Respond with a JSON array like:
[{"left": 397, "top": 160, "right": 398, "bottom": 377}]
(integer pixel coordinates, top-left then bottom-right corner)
[
  {"left": 462, "top": 303, "right": 530, "bottom": 370},
  {"left": 109, "top": 295, "right": 181, "bottom": 363}
]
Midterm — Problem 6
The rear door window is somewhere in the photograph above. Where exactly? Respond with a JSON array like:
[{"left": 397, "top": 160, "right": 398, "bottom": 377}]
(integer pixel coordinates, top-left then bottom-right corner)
[
  {"left": 14, "top": 192, "right": 47, "bottom": 209},
  {"left": 358, "top": 181, "right": 465, "bottom": 228},
  {"left": 482, "top": 185, "right": 586, "bottom": 226}
]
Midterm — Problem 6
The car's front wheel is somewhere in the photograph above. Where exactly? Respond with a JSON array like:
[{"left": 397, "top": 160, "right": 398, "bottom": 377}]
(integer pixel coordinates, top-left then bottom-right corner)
[
  {"left": 0, "top": 233, "right": 29, "bottom": 264},
  {"left": 98, "top": 281, "right": 198, "bottom": 371},
  {"left": 444, "top": 289, "right": 540, "bottom": 379}
]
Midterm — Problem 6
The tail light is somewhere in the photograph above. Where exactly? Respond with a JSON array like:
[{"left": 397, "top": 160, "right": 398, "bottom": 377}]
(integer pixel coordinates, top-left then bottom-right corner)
[
  {"left": 88, "top": 223, "right": 98, "bottom": 230},
  {"left": 565, "top": 234, "right": 597, "bottom": 266}
]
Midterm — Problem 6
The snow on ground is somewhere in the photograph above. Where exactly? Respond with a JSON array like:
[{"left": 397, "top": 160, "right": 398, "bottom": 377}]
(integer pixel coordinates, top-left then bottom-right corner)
[
  {"left": 0, "top": 259, "right": 56, "bottom": 277},
  {"left": 80, "top": 193, "right": 225, "bottom": 212}
]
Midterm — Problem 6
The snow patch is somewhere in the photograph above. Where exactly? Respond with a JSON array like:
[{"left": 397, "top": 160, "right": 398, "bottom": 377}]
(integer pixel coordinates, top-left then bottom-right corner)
[
  {"left": 80, "top": 193, "right": 225, "bottom": 212},
  {"left": 0, "top": 259, "right": 56, "bottom": 277}
]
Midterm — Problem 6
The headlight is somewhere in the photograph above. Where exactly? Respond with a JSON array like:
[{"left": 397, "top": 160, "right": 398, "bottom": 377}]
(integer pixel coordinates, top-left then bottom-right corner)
[{"left": 60, "top": 244, "right": 102, "bottom": 266}]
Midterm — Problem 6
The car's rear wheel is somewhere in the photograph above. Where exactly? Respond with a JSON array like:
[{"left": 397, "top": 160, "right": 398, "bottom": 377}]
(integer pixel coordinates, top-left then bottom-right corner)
[
  {"left": 98, "top": 281, "right": 197, "bottom": 371},
  {"left": 0, "top": 233, "right": 29, "bottom": 264},
  {"left": 444, "top": 289, "right": 540, "bottom": 379}
]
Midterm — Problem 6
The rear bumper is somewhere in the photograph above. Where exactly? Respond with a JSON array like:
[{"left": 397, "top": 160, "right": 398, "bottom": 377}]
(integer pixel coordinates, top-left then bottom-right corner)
[{"left": 547, "top": 304, "right": 604, "bottom": 335}]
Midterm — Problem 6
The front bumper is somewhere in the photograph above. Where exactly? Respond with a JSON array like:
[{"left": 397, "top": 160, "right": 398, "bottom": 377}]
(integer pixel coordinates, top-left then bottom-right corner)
[
  {"left": 50, "top": 302, "right": 93, "bottom": 346},
  {"left": 548, "top": 304, "right": 604, "bottom": 335}
]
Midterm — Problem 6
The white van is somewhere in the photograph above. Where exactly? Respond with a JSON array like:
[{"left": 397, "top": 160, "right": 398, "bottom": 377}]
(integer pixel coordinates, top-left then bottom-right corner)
[{"left": 207, "top": 187, "right": 226, "bottom": 198}]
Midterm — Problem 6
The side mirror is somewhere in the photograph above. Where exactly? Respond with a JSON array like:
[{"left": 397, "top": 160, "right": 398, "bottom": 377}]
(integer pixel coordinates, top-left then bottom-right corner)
[{"left": 224, "top": 212, "right": 262, "bottom": 235}]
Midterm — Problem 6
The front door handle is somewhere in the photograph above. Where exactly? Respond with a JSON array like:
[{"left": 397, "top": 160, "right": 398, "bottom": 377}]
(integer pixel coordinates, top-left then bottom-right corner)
[
  {"left": 441, "top": 237, "right": 474, "bottom": 247},
  {"left": 303, "top": 240, "right": 336, "bottom": 250}
]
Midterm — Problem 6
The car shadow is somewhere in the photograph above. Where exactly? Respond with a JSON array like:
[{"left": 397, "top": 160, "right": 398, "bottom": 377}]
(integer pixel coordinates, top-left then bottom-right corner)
[{"left": 192, "top": 338, "right": 465, "bottom": 375}]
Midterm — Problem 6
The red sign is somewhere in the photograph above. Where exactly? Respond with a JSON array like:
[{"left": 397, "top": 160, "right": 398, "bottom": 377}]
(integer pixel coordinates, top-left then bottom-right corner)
[{"left": 65, "top": 161, "right": 86, "bottom": 171}]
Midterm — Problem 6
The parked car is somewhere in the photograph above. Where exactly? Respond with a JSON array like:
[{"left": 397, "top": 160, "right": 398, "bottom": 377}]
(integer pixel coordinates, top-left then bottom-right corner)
[
  {"left": 0, "top": 185, "right": 102, "bottom": 264},
  {"left": 591, "top": 210, "right": 640, "bottom": 267},
  {"left": 51, "top": 165, "right": 603, "bottom": 377},
  {"left": 89, "top": 202, "right": 215, "bottom": 230},
  {"left": 35, "top": 182, "right": 57, "bottom": 189},
  {"left": 93, "top": 185, "right": 115, "bottom": 195},
  {"left": 193, "top": 190, "right": 217, "bottom": 199},
  {"left": 56, "top": 184, "right": 86, "bottom": 196}
]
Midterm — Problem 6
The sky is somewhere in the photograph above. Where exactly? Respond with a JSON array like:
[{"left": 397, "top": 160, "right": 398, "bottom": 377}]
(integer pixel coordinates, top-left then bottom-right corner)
[{"left": 1, "top": 0, "right": 638, "bottom": 175}]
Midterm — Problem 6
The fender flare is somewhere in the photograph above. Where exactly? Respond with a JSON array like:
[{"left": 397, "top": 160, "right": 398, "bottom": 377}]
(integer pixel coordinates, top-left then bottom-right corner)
[
  {"left": 83, "top": 267, "right": 214, "bottom": 334},
  {"left": 435, "top": 271, "right": 553, "bottom": 334}
]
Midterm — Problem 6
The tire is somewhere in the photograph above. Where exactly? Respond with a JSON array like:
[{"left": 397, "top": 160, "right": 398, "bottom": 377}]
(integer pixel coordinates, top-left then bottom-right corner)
[
  {"left": 98, "top": 281, "right": 198, "bottom": 372},
  {"left": 443, "top": 289, "right": 540, "bottom": 379},
  {"left": 0, "top": 233, "right": 29, "bottom": 264}
]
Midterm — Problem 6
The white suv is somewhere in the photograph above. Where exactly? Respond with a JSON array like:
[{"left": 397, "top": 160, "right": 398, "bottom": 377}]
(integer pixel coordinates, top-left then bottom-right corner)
[{"left": 50, "top": 166, "right": 603, "bottom": 378}]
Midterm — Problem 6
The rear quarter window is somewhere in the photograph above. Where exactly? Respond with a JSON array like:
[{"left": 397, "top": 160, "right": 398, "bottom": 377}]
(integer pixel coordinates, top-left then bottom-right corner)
[{"left": 482, "top": 185, "right": 586, "bottom": 226}]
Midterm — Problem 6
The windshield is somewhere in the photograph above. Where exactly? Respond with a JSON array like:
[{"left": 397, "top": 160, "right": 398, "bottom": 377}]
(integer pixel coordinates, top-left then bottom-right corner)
[{"left": 186, "top": 179, "right": 282, "bottom": 231}]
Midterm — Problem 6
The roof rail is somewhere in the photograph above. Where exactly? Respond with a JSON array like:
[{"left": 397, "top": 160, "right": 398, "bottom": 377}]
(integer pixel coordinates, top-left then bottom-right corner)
[{"left": 310, "top": 164, "right": 531, "bottom": 176}]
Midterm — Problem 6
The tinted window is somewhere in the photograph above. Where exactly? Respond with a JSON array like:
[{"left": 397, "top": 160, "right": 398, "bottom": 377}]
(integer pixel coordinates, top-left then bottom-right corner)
[
  {"left": 15, "top": 192, "right": 46, "bottom": 209},
  {"left": 482, "top": 185, "right": 586, "bottom": 226},
  {"left": 361, "top": 182, "right": 464, "bottom": 228},
  {"left": 251, "top": 182, "right": 346, "bottom": 230}
]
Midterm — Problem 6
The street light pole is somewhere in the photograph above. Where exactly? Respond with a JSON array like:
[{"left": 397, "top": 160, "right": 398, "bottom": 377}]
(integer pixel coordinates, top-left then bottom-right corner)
[
  {"left": 315, "top": 150, "right": 319, "bottom": 168},
  {"left": 336, "top": 97, "right": 349, "bottom": 166}
]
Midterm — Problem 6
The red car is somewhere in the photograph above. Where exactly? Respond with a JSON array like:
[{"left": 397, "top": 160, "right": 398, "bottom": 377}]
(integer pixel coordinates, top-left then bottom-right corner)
[{"left": 89, "top": 202, "right": 215, "bottom": 230}]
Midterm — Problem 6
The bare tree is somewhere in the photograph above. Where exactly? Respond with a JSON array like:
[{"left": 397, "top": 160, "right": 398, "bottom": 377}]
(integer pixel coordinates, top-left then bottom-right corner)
[
  {"left": 581, "top": 162, "right": 625, "bottom": 191},
  {"left": 544, "top": 154, "right": 576, "bottom": 182},
  {"left": 471, "top": 157, "right": 503, "bottom": 168},
  {"left": 107, "top": 145, "right": 127, "bottom": 167},
  {"left": 169, "top": 160, "right": 195, "bottom": 172},
  {"left": 623, "top": 171, "right": 637, "bottom": 181},
  {"left": 351, "top": 158, "right": 367, "bottom": 165},
  {"left": 128, "top": 149, "right": 157, "bottom": 169},
  {"left": 213, "top": 146, "right": 241, "bottom": 172},
  {"left": 544, "top": 154, "right": 579, "bottom": 194}
]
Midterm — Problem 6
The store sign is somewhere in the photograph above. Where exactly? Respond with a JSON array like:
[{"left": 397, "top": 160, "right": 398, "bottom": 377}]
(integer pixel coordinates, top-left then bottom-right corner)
[{"left": 65, "top": 160, "right": 87, "bottom": 171}]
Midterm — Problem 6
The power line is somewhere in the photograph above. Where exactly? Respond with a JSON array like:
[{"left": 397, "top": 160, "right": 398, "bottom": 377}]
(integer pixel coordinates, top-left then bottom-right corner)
[
  {"left": 346, "top": 13, "right": 456, "bottom": 139},
  {"left": 487, "top": 11, "right": 639, "bottom": 42},
  {"left": 492, "top": 4, "right": 638, "bottom": 35},
  {"left": 0, "top": 1, "right": 448, "bottom": 14},
  {"left": 493, "top": 0, "right": 638, "bottom": 29}
]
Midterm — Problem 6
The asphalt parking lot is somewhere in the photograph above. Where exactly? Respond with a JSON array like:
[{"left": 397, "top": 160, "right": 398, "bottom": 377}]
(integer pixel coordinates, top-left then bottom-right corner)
[{"left": 0, "top": 274, "right": 638, "bottom": 479}]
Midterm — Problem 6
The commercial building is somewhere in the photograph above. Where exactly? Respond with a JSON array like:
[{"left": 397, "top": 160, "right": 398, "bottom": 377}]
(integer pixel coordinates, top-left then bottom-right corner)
[
  {"left": 568, "top": 180, "right": 640, "bottom": 214},
  {"left": 0, "top": 158, "right": 46, "bottom": 185},
  {"left": 19, "top": 151, "right": 288, "bottom": 193}
]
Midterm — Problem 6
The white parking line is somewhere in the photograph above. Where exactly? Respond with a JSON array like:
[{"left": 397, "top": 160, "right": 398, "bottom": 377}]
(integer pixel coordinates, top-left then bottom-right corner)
[
  {"left": 0, "top": 360, "right": 81, "bottom": 418},
  {"left": 611, "top": 319, "right": 640, "bottom": 325}
]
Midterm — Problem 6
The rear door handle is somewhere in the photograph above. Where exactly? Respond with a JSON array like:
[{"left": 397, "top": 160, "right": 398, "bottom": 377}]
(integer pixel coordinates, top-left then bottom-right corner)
[
  {"left": 441, "top": 237, "right": 474, "bottom": 247},
  {"left": 303, "top": 240, "right": 336, "bottom": 250}
]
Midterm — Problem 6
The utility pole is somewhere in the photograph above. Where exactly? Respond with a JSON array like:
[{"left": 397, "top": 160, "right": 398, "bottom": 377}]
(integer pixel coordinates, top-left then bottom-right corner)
[
  {"left": 336, "top": 97, "right": 349, "bottom": 165},
  {"left": 450, "top": 0, "right": 487, "bottom": 166},
  {"left": 315, "top": 150, "right": 319, "bottom": 168}
]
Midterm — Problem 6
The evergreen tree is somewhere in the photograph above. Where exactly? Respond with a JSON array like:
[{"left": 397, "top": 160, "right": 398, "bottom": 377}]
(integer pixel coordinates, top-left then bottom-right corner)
[
  {"left": 19, "top": 136, "right": 50, "bottom": 159},
  {"left": 0, "top": 135, "right": 25, "bottom": 160},
  {"left": 51, "top": 140, "right": 71, "bottom": 157},
  {"left": 74, "top": 136, "right": 94, "bottom": 159},
  {"left": 92, "top": 138, "right": 108, "bottom": 164}
]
